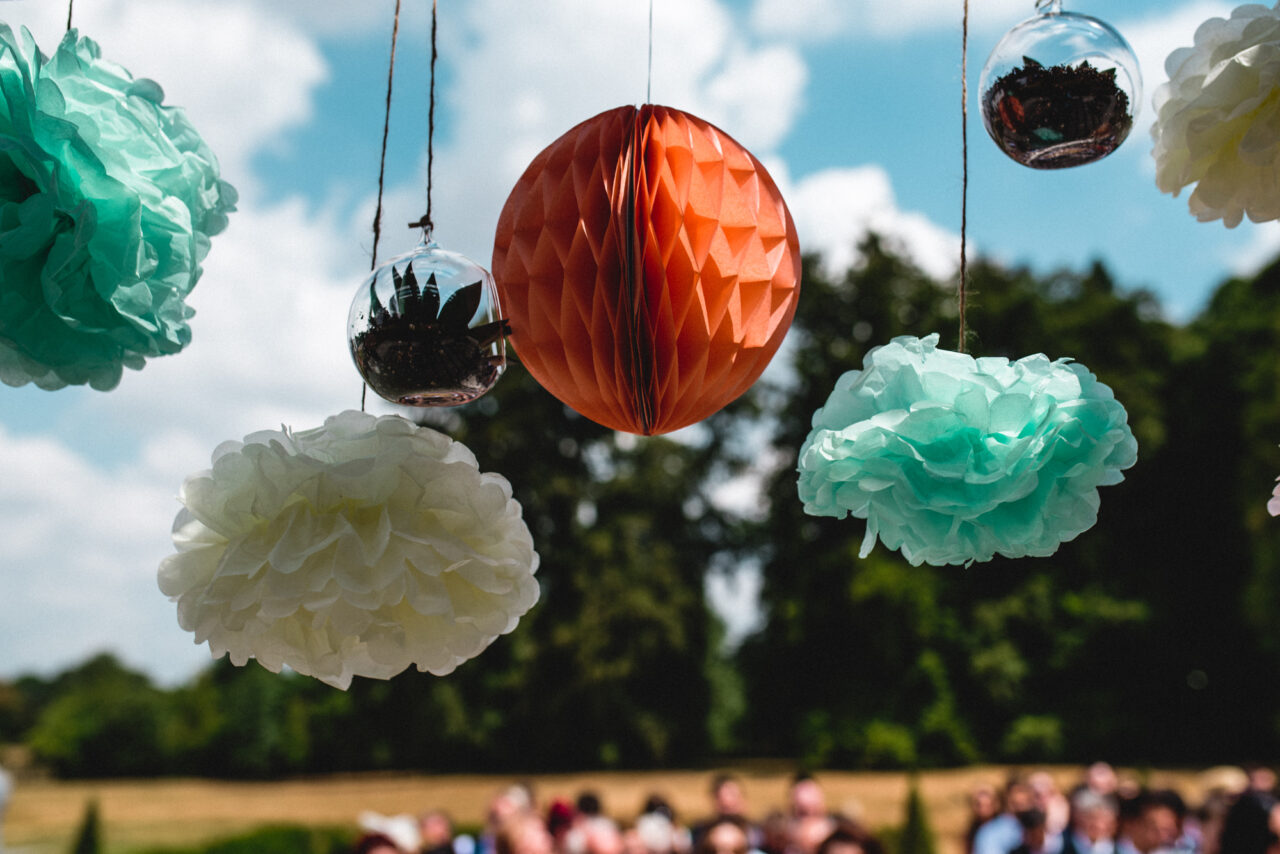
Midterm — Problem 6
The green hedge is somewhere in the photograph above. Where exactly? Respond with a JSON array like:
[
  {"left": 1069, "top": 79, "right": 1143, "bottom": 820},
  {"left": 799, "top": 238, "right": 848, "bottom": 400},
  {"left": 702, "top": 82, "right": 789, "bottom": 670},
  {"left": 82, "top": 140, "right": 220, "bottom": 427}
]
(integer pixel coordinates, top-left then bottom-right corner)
[{"left": 130, "top": 824, "right": 353, "bottom": 854}]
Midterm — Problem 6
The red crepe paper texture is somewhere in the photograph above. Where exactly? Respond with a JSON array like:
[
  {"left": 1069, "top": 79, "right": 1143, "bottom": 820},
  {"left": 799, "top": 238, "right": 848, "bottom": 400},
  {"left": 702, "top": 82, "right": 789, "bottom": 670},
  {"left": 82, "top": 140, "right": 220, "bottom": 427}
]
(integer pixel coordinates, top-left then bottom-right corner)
[{"left": 493, "top": 104, "right": 802, "bottom": 435}]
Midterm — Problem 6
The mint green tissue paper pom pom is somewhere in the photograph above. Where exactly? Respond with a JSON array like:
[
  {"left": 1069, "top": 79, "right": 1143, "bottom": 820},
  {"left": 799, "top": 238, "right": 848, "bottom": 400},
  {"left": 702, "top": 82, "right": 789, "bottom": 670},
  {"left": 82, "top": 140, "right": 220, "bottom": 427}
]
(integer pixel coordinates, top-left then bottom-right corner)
[
  {"left": 0, "top": 25, "right": 236, "bottom": 391},
  {"left": 797, "top": 334, "right": 1138, "bottom": 566}
]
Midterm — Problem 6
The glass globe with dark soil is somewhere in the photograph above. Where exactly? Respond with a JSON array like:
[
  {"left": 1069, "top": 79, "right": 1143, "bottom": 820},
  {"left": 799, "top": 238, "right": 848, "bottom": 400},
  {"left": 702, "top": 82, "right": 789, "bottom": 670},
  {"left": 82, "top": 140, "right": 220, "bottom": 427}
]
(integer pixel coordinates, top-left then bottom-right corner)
[
  {"left": 980, "top": 0, "right": 1142, "bottom": 169},
  {"left": 348, "top": 235, "right": 509, "bottom": 406}
]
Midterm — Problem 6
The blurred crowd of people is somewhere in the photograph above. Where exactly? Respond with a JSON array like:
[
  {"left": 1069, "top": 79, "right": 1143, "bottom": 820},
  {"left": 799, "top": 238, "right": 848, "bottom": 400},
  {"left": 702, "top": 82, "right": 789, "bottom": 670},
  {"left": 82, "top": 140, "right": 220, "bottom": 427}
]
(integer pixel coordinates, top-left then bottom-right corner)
[
  {"left": 351, "top": 773, "right": 883, "bottom": 854},
  {"left": 351, "top": 764, "right": 1280, "bottom": 854},
  {"left": 963, "top": 764, "right": 1280, "bottom": 854}
]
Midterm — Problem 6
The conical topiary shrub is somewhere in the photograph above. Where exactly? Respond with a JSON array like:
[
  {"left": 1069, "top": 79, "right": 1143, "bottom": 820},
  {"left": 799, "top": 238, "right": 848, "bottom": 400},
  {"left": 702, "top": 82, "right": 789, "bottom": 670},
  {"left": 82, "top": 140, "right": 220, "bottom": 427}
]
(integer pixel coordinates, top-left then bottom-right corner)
[
  {"left": 70, "top": 798, "right": 101, "bottom": 854},
  {"left": 897, "top": 781, "right": 936, "bottom": 854}
]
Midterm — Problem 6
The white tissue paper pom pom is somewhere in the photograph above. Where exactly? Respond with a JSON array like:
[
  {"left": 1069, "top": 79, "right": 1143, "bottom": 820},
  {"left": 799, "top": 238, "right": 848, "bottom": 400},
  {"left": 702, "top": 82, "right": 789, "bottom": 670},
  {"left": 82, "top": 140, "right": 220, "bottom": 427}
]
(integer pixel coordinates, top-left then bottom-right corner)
[
  {"left": 159, "top": 410, "right": 540, "bottom": 689},
  {"left": 1152, "top": 3, "right": 1280, "bottom": 226}
]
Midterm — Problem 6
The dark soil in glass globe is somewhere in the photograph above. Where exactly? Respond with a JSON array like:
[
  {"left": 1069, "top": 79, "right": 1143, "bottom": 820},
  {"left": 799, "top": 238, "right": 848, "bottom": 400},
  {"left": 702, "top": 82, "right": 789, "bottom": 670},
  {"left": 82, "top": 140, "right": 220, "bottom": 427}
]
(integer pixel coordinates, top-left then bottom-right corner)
[
  {"left": 983, "top": 57, "right": 1133, "bottom": 169},
  {"left": 351, "top": 266, "right": 509, "bottom": 406}
]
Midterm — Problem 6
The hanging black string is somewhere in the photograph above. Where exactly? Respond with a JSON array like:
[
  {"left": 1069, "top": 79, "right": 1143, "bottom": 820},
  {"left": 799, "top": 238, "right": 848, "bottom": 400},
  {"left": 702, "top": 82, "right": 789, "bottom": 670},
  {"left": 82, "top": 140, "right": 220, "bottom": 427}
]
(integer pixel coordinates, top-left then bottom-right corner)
[
  {"left": 408, "top": 0, "right": 439, "bottom": 236},
  {"left": 371, "top": 0, "right": 403, "bottom": 273},
  {"left": 958, "top": 0, "right": 969, "bottom": 354},
  {"left": 66, "top": 0, "right": 74, "bottom": 32},
  {"left": 364, "top": 0, "right": 404, "bottom": 412},
  {"left": 646, "top": 0, "right": 654, "bottom": 104}
]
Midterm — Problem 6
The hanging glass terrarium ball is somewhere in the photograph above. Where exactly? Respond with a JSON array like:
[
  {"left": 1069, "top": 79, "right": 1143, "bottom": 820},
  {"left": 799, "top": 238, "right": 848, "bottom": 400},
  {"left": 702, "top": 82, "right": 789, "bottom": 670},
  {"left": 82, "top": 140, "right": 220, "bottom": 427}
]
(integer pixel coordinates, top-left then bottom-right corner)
[
  {"left": 348, "top": 236, "right": 509, "bottom": 406},
  {"left": 980, "top": 0, "right": 1142, "bottom": 169}
]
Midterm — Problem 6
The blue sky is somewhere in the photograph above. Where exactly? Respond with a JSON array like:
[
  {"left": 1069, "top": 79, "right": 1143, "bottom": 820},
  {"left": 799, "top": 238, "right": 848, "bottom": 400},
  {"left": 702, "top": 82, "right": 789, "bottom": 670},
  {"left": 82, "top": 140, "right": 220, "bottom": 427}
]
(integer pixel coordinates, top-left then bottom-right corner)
[{"left": 0, "top": 0, "right": 1270, "bottom": 685}]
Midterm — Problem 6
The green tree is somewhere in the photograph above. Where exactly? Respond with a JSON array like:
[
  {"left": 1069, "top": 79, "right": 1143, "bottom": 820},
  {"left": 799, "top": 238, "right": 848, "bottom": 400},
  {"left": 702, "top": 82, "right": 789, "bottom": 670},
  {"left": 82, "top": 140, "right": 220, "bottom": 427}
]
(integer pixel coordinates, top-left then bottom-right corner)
[
  {"left": 0, "top": 680, "right": 26, "bottom": 743},
  {"left": 27, "top": 654, "right": 170, "bottom": 776},
  {"left": 738, "top": 238, "right": 1185, "bottom": 765},
  {"left": 15, "top": 238, "right": 1280, "bottom": 774},
  {"left": 319, "top": 361, "right": 749, "bottom": 770},
  {"left": 171, "top": 660, "right": 312, "bottom": 778},
  {"left": 1132, "top": 255, "right": 1280, "bottom": 761}
]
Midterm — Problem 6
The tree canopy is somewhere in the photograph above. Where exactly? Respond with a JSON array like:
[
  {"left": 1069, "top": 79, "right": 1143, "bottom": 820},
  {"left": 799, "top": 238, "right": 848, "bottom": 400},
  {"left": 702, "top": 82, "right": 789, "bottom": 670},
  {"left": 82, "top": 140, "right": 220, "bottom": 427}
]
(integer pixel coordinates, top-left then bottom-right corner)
[{"left": 4, "top": 237, "right": 1280, "bottom": 776}]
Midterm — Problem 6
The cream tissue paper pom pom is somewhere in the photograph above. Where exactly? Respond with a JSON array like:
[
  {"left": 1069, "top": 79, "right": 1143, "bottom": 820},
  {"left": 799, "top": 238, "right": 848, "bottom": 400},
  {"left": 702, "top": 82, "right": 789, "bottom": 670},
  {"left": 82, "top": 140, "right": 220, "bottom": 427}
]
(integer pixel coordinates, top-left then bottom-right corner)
[
  {"left": 1152, "top": 3, "right": 1280, "bottom": 226},
  {"left": 159, "top": 410, "right": 540, "bottom": 689}
]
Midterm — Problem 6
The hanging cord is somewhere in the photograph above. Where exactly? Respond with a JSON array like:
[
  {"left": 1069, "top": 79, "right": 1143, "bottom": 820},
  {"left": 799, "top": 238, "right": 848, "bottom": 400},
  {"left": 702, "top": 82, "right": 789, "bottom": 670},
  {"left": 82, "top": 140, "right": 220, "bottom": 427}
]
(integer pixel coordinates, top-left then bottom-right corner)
[
  {"left": 364, "top": 0, "right": 403, "bottom": 413},
  {"left": 408, "top": 0, "right": 439, "bottom": 236},
  {"left": 646, "top": 0, "right": 654, "bottom": 104},
  {"left": 958, "top": 0, "right": 969, "bottom": 354},
  {"left": 66, "top": 0, "right": 74, "bottom": 31},
  {"left": 371, "top": 0, "right": 403, "bottom": 272}
]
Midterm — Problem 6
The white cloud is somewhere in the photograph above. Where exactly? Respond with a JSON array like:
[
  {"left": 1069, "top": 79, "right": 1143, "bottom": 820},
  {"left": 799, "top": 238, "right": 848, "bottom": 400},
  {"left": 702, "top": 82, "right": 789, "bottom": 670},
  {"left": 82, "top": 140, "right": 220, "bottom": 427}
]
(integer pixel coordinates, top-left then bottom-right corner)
[
  {"left": 1118, "top": 1, "right": 1234, "bottom": 138},
  {"left": 3, "top": 0, "right": 329, "bottom": 193},
  {"left": 0, "top": 0, "right": 818, "bottom": 683},
  {"left": 78, "top": 197, "right": 370, "bottom": 452},
  {"left": 0, "top": 0, "right": 353, "bottom": 683},
  {"left": 705, "top": 561, "right": 765, "bottom": 650},
  {"left": 271, "top": 0, "right": 427, "bottom": 40},
  {"left": 8, "top": 0, "right": 413, "bottom": 41},
  {"left": 0, "top": 192, "right": 376, "bottom": 684},
  {"left": 751, "top": 0, "right": 847, "bottom": 40},
  {"left": 748, "top": 0, "right": 1236, "bottom": 93},
  {"left": 775, "top": 162, "right": 961, "bottom": 281},
  {"left": 0, "top": 424, "right": 214, "bottom": 684},
  {"left": 0, "top": 0, "right": 974, "bottom": 687},
  {"left": 702, "top": 45, "right": 808, "bottom": 151},
  {"left": 751, "top": 0, "right": 1028, "bottom": 42},
  {"left": 1225, "top": 222, "right": 1280, "bottom": 277},
  {"left": 391, "top": 0, "right": 809, "bottom": 275}
]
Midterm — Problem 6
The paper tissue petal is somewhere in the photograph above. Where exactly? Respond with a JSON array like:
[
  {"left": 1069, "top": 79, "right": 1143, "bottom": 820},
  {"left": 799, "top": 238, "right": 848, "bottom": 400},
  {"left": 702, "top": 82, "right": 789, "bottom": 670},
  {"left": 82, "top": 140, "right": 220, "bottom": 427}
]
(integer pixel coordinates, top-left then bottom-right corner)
[
  {"left": 0, "top": 25, "right": 236, "bottom": 390},
  {"left": 159, "top": 411, "right": 540, "bottom": 689},
  {"left": 797, "top": 334, "right": 1138, "bottom": 566},
  {"left": 1151, "top": 3, "right": 1280, "bottom": 226}
]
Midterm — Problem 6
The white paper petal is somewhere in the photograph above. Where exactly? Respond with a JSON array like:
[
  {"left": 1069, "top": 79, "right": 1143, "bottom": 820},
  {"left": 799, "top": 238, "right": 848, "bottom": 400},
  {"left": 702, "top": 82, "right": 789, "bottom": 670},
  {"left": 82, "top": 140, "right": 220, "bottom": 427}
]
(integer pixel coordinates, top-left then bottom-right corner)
[
  {"left": 158, "top": 410, "right": 540, "bottom": 688},
  {"left": 1152, "top": 3, "right": 1280, "bottom": 225}
]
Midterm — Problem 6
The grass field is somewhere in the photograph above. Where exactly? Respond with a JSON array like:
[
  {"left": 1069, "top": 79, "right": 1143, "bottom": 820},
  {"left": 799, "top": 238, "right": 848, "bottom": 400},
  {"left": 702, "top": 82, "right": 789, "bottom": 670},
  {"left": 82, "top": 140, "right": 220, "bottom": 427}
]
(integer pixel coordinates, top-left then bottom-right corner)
[{"left": 3, "top": 766, "right": 1215, "bottom": 854}]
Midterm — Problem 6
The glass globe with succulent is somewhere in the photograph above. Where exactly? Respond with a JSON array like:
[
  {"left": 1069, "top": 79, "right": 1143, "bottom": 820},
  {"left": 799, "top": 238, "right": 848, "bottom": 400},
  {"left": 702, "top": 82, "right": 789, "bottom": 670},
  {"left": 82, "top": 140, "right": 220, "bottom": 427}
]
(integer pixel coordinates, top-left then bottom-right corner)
[
  {"left": 980, "top": 0, "right": 1142, "bottom": 169},
  {"left": 348, "top": 234, "right": 509, "bottom": 406}
]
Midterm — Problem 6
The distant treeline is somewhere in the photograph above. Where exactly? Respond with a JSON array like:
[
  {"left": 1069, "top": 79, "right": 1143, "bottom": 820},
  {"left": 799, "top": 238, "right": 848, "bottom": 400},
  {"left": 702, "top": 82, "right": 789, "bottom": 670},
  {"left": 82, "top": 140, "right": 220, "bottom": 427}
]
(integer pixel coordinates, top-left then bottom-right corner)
[{"left": 3, "top": 237, "right": 1279, "bottom": 778}]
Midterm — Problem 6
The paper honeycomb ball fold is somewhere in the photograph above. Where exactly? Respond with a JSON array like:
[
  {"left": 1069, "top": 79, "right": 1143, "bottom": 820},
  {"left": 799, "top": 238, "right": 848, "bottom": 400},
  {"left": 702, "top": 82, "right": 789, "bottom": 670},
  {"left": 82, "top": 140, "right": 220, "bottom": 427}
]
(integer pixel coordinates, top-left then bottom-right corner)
[{"left": 493, "top": 104, "right": 802, "bottom": 435}]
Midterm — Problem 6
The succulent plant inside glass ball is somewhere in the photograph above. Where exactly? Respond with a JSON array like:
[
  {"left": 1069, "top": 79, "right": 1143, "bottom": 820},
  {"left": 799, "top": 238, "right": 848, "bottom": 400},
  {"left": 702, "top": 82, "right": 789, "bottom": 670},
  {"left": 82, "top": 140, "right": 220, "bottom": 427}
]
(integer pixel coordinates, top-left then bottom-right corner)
[
  {"left": 348, "top": 239, "right": 509, "bottom": 406},
  {"left": 980, "top": 6, "right": 1142, "bottom": 169}
]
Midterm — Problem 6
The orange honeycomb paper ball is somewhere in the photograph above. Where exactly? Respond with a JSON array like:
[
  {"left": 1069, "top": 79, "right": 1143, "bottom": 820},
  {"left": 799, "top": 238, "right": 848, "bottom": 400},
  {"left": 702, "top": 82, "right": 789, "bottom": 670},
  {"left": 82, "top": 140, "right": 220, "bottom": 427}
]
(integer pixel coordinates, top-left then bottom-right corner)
[{"left": 493, "top": 104, "right": 802, "bottom": 435}]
